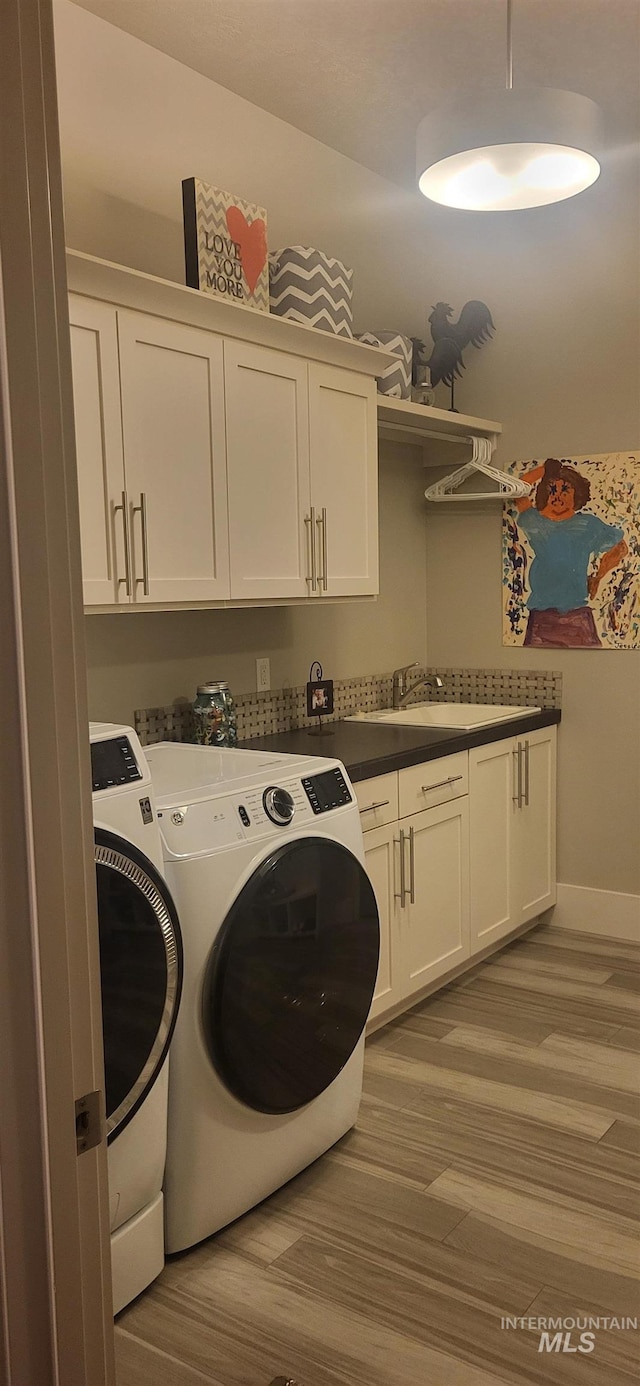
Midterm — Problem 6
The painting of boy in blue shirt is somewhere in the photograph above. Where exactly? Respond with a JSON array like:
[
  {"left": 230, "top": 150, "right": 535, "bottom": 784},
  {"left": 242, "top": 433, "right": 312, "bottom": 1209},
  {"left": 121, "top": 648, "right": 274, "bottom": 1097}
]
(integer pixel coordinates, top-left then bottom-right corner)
[{"left": 516, "top": 458, "right": 628, "bottom": 647}]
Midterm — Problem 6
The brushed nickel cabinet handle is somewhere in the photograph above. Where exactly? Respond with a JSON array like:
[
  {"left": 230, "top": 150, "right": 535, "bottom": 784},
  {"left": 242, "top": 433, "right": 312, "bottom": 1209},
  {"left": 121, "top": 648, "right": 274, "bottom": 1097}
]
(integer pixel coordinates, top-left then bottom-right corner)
[
  {"left": 408, "top": 824, "right": 416, "bottom": 905},
  {"left": 421, "top": 775, "right": 464, "bottom": 793},
  {"left": 316, "top": 506, "right": 328, "bottom": 591},
  {"left": 360, "top": 799, "right": 391, "bottom": 814},
  {"left": 305, "top": 507, "right": 317, "bottom": 591},
  {"left": 131, "top": 492, "right": 150, "bottom": 596},
  {"left": 515, "top": 741, "right": 524, "bottom": 808},
  {"left": 395, "top": 830, "right": 406, "bottom": 905},
  {"left": 524, "top": 738, "right": 530, "bottom": 807},
  {"left": 512, "top": 747, "right": 520, "bottom": 806},
  {"left": 112, "top": 490, "right": 131, "bottom": 596}
]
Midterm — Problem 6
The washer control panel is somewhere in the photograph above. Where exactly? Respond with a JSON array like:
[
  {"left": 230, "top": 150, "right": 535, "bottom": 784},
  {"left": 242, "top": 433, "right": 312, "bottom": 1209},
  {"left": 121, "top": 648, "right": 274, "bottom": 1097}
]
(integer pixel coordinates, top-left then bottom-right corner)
[
  {"left": 157, "top": 765, "right": 355, "bottom": 858},
  {"left": 302, "top": 766, "right": 352, "bottom": 815},
  {"left": 91, "top": 735, "right": 142, "bottom": 792}
]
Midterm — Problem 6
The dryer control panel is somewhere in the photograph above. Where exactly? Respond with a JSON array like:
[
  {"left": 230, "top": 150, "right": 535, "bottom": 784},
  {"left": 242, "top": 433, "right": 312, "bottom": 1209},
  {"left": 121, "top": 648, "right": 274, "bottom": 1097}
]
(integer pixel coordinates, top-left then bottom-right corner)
[{"left": 302, "top": 766, "right": 352, "bottom": 815}]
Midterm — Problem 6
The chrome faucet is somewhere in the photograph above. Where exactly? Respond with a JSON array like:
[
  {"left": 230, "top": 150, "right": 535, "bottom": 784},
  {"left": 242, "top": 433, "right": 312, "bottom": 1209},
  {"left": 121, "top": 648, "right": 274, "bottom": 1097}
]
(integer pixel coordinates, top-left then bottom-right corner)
[{"left": 392, "top": 662, "right": 444, "bottom": 710}]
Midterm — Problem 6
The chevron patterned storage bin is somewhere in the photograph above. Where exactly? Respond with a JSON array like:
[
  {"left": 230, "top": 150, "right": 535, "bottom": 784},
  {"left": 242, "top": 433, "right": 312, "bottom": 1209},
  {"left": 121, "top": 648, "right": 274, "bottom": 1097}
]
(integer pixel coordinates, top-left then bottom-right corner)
[
  {"left": 356, "top": 331, "right": 413, "bottom": 399},
  {"left": 269, "top": 246, "right": 354, "bottom": 337}
]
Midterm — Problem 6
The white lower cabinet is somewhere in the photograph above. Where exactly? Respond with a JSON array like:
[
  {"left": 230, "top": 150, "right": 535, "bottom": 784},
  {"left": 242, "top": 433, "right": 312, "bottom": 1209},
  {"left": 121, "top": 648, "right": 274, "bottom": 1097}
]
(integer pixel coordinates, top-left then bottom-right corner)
[
  {"left": 402, "top": 799, "right": 470, "bottom": 994},
  {"left": 362, "top": 821, "right": 403, "bottom": 1022},
  {"left": 359, "top": 761, "right": 470, "bottom": 1021},
  {"left": 469, "top": 725, "right": 557, "bottom": 951},
  {"left": 511, "top": 726, "right": 557, "bottom": 926},
  {"left": 359, "top": 727, "right": 557, "bottom": 1025}
]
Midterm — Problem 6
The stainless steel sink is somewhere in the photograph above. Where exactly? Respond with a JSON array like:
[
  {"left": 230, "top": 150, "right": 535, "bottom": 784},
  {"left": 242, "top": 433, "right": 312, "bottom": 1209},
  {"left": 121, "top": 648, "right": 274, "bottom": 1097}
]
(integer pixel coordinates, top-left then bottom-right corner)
[{"left": 347, "top": 703, "right": 540, "bottom": 731}]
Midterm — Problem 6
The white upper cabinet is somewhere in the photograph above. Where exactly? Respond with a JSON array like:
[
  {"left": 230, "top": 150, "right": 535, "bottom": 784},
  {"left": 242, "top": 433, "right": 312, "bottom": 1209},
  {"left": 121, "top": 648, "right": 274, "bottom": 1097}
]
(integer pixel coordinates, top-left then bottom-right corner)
[
  {"left": 225, "top": 348, "right": 378, "bottom": 601},
  {"left": 67, "top": 252, "right": 392, "bottom": 612},
  {"left": 117, "top": 311, "right": 229, "bottom": 604},
  {"left": 224, "top": 342, "right": 311, "bottom": 600},
  {"left": 308, "top": 364, "right": 378, "bottom": 597},
  {"left": 69, "top": 296, "right": 127, "bottom": 605},
  {"left": 70, "top": 297, "right": 230, "bottom": 606}
]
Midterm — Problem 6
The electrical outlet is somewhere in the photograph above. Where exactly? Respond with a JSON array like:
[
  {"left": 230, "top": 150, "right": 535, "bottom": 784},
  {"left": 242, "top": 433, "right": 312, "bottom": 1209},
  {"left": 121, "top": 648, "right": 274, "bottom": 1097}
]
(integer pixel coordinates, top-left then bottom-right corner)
[{"left": 256, "top": 657, "right": 270, "bottom": 692}]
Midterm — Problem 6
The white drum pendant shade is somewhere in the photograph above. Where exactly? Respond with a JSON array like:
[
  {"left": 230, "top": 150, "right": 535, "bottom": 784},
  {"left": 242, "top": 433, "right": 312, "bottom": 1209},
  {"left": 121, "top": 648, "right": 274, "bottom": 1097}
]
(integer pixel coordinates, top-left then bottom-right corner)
[{"left": 417, "top": 87, "right": 602, "bottom": 210}]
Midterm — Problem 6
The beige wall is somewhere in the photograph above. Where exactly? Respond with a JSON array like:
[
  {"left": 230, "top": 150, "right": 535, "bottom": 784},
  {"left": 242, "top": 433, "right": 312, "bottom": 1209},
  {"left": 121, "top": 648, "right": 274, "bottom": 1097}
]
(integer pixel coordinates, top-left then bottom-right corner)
[
  {"left": 421, "top": 157, "right": 640, "bottom": 896},
  {"left": 55, "top": 1, "right": 639, "bottom": 898}
]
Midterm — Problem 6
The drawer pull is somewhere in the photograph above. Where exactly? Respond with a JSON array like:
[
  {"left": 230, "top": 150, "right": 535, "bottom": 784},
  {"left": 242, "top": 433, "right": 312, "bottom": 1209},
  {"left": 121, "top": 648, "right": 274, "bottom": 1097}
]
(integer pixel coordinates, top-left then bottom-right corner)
[
  {"left": 360, "top": 799, "right": 390, "bottom": 814},
  {"left": 421, "top": 775, "right": 464, "bottom": 793}
]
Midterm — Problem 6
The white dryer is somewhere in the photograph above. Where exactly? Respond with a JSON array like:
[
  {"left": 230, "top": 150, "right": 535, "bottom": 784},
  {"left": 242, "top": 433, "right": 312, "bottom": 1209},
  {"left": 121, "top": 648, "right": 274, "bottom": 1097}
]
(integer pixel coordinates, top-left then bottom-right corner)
[
  {"left": 90, "top": 723, "right": 183, "bottom": 1312},
  {"left": 144, "top": 743, "right": 379, "bottom": 1254}
]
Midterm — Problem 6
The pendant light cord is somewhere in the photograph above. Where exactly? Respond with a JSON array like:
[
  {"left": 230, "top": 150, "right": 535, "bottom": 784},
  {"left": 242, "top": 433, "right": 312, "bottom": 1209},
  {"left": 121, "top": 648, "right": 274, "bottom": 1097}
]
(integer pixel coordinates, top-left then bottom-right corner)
[{"left": 506, "top": 0, "right": 513, "bottom": 89}]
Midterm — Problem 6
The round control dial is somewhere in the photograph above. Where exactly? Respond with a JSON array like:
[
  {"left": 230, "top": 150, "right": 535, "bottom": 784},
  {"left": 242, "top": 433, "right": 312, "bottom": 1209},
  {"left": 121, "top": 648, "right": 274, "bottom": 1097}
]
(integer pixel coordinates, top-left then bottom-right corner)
[{"left": 263, "top": 786, "right": 295, "bottom": 826}]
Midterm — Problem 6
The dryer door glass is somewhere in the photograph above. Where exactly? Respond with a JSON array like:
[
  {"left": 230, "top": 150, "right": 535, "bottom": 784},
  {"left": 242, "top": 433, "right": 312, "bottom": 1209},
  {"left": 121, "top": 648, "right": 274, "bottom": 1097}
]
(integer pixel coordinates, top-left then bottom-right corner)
[
  {"left": 203, "top": 838, "right": 379, "bottom": 1113},
  {"left": 95, "top": 828, "right": 183, "bottom": 1142}
]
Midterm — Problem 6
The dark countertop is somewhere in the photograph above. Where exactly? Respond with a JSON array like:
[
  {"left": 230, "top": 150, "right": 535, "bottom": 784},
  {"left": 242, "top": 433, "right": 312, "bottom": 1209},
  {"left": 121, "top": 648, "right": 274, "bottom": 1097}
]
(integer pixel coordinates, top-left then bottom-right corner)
[{"left": 241, "top": 707, "right": 561, "bottom": 782}]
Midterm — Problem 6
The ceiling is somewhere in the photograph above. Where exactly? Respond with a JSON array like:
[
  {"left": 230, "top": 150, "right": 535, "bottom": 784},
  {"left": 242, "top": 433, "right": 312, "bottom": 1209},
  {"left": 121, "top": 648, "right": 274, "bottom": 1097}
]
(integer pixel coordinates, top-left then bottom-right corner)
[{"left": 71, "top": 1, "right": 640, "bottom": 187}]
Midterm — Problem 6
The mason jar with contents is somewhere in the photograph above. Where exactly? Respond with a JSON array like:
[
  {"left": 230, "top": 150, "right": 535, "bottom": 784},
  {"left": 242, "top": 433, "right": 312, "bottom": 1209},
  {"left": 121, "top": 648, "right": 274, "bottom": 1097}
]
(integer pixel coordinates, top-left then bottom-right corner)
[
  {"left": 192, "top": 682, "right": 228, "bottom": 746},
  {"left": 217, "top": 681, "right": 238, "bottom": 746}
]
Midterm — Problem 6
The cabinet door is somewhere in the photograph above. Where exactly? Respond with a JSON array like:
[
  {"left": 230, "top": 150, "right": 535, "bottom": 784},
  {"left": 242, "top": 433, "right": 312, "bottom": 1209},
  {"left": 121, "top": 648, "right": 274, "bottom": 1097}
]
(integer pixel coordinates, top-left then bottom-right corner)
[
  {"left": 308, "top": 363, "right": 378, "bottom": 597},
  {"left": 402, "top": 799, "right": 470, "bottom": 996},
  {"left": 225, "top": 342, "right": 311, "bottom": 599},
  {"left": 68, "top": 295, "right": 127, "bottom": 605},
  {"left": 469, "top": 737, "right": 515, "bottom": 951},
  {"left": 363, "top": 822, "right": 403, "bottom": 1022},
  {"left": 117, "top": 310, "right": 229, "bottom": 604},
  {"left": 512, "top": 727, "right": 557, "bottom": 926}
]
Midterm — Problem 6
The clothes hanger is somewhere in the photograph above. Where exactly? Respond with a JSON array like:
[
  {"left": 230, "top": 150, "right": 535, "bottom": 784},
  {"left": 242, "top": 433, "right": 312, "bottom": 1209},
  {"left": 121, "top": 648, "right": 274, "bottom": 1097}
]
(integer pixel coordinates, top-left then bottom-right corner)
[{"left": 424, "top": 435, "right": 532, "bottom": 501}]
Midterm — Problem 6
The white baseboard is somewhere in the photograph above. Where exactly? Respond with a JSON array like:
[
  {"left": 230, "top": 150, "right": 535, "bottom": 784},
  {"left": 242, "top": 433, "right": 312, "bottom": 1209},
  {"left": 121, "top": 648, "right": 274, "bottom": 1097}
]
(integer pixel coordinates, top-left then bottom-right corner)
[{"left": 552, "top": 883, "right": 640, "bottom": 943}]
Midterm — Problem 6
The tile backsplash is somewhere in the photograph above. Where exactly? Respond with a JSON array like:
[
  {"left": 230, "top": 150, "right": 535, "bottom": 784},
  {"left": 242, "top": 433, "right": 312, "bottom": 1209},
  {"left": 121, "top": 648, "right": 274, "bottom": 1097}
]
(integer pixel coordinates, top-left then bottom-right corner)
[{"left": 134, "top": 666, "right": 562, "bottom": 747}]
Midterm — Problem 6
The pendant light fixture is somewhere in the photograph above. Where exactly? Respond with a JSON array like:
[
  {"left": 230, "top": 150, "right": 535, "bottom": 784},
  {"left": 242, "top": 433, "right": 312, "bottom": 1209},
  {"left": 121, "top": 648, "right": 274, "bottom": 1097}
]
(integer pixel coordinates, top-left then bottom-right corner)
[{"left": 417, "top": 0, "right": 602, "bottom": 211}]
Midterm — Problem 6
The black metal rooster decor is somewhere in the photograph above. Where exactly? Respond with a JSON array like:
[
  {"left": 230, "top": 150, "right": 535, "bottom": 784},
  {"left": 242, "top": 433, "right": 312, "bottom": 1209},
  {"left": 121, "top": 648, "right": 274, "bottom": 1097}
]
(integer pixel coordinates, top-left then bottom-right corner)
[{"left": 412, "top": 300, "right": 495, "bottom": 412}]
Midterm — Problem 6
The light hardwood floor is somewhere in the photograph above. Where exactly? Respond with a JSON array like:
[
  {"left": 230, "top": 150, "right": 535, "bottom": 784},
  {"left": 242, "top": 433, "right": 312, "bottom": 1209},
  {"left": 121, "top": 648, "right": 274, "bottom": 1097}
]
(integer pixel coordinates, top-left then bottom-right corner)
[{"left": 115, "top": 924, "right": 640, "bottom": 1385}]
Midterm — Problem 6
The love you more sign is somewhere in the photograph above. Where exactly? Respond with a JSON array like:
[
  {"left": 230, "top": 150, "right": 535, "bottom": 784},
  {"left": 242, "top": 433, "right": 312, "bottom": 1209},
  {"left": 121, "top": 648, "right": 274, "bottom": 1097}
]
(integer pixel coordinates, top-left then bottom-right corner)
[{"left": 182, "top": 178, "right": 269, "bottom": 312}]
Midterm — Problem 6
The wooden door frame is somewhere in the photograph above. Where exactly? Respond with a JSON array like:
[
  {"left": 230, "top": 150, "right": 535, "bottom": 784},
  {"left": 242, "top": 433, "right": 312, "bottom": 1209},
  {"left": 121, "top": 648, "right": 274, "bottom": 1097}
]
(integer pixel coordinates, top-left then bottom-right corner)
[{"left": 0, "top": 0, "right": 115, "bottom": 1381}]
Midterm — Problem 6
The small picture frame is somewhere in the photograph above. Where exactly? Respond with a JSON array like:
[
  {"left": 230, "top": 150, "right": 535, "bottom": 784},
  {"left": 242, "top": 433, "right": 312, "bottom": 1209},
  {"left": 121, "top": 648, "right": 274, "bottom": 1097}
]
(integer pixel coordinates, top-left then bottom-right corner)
[{"left": 306, "top": 679, "right": 334, "bottom": 718}]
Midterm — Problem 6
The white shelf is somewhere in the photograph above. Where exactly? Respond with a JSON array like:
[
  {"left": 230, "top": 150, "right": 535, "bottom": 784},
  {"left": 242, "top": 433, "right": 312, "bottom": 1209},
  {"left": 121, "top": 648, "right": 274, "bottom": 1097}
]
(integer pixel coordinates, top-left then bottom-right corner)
[
  {"left": 377, "top": 395, "right": 502, "bottom": 452},
  {"left": 66, "top": 250, "right": 396, "bottom": 377}
]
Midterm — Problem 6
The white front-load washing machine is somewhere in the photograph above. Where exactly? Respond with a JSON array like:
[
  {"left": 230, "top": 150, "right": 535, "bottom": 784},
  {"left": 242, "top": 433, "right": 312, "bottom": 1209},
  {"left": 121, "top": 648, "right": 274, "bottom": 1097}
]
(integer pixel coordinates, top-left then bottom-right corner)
[
  {"left": 90, "top": 723, "right": 183, "bottom": 1312},
  {"left": 144, "top": 742, "right": 380, "bottom": 1254}
]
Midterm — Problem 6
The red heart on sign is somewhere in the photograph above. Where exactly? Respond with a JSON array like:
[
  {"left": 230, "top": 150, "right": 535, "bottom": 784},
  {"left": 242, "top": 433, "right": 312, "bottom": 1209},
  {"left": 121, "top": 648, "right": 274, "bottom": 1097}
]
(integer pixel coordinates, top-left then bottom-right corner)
[{"left": 226, "top": 207, "right": 267, "bottom": 296}]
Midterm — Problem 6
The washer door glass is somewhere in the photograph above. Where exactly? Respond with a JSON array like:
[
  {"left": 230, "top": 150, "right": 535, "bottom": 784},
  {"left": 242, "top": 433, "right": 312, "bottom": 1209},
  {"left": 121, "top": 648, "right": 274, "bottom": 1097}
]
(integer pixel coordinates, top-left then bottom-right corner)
[
  {"left": 203, "top": 837, "right": 379, "bottom": 1114},
  {"left": 95, "top": 828, "right": 183, "bottom": 1143}
]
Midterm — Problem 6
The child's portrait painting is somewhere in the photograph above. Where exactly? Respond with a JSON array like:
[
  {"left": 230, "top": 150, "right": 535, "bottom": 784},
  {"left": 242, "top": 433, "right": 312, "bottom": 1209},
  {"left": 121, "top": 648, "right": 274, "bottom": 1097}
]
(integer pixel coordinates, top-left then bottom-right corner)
[{"left": 503, "top": 453, "right": 639, "bottom": 649}]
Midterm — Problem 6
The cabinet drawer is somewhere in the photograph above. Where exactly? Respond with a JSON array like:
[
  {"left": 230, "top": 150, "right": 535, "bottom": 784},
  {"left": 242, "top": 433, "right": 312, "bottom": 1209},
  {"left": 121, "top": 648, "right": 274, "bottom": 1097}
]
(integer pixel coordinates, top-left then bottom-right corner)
[
  {"left": 399, "top": 752, "right": 468, "bottom": 818},
  {"left": 354, "top": 772, "right": 399, "bottom": 832}
]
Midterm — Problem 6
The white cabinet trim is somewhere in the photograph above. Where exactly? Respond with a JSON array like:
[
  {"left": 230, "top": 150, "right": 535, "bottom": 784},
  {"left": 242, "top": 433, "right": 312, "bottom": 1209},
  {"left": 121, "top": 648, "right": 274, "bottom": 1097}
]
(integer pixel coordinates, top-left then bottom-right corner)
[{"left": 66, "top": 250, "right": 394, "bottom": 376}]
